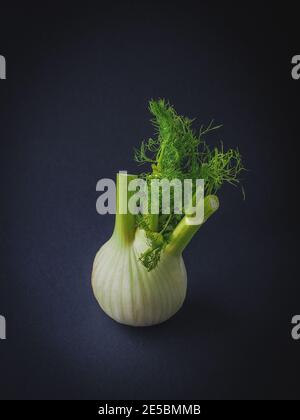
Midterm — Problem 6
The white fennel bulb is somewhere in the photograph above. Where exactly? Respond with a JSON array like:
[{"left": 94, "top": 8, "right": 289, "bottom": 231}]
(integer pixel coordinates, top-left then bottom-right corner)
[
  {"left": 92, "top": 229, "right": 187, "bottom": 326},
  {"left": 91, "top": 99, "right": 243, "bottom": 326},
  {"left": 92, "top": 173, "right": 219, "bottom": 327}
]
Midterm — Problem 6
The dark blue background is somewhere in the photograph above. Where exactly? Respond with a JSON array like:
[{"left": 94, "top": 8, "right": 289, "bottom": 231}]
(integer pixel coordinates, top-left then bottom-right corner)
[{"left": 0, "top": 2, "right": 299, "bottom": 399}]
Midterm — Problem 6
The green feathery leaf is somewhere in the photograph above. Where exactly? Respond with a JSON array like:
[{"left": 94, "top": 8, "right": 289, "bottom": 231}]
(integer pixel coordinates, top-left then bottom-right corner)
[{"left": 134, "top": 99, "right": 244, "bottom": 271}]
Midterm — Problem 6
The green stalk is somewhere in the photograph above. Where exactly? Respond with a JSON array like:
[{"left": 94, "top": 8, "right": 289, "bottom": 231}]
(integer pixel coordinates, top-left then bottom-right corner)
[
  {"left": 148, "top": 214, "right": 159, "bottom": 232},
  {"left": 146, "top": 177, "right": 159, "bottom": 232},
  {"left": 166, "top": 195, "right": 219, "bottom": 255},
  {"left": 113, "top": 172, "right": 137, "bottom": 245}
]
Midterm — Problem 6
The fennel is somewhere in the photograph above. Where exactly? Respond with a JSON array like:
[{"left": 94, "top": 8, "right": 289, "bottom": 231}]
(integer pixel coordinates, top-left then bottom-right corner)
[{"left": 92, "top": 99, "right": 244, "bottom": 326}]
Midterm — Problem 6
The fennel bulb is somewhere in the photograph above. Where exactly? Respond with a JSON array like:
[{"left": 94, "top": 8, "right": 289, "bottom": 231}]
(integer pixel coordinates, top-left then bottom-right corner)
[
  {"left": 92, "top": 173, "right": 219, "bottom": 326},
  {"left": 92, "top": 227, "right": 187, "bottom": 326},
  {"left": 92, "top": 99, "right": 243, "bottom": 327}
]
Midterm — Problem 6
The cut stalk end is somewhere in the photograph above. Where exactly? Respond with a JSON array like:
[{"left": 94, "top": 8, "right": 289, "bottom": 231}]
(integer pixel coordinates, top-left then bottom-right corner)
[{"left": 166, "top": 195, "right": 219, "bottom": 255}]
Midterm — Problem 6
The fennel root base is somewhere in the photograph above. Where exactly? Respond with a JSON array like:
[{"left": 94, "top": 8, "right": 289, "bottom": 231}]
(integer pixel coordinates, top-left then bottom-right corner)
[{"left": 91, "top": 230, "right": 187, "bottom": 327}]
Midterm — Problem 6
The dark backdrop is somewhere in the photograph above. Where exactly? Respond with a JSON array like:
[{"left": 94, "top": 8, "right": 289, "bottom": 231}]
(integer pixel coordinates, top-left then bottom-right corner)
[{"left": 0, "top": 2, "right": 299, "bottom": 399}]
